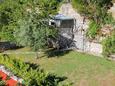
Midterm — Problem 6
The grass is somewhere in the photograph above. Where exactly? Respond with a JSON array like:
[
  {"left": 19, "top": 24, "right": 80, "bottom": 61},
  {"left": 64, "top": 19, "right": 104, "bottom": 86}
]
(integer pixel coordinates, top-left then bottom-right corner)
[{"left": 8, "top": 50, "right": 115, "bottom": 86}]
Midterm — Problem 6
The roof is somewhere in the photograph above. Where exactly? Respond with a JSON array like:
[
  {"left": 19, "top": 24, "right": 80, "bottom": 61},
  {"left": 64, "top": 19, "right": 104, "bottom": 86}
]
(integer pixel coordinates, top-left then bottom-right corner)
[{"left": 54, "top": 14, "right": 74, "bottom": 20}]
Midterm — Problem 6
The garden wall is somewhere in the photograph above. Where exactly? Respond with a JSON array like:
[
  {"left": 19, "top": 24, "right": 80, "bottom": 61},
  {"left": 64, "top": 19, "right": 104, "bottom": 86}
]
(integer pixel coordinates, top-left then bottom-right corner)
[
  {"left": 59, "top": 3, "right": 103, "bottom": 55},
  {"left": 85, "top": 42, "right": 103, "bottom": 55}
]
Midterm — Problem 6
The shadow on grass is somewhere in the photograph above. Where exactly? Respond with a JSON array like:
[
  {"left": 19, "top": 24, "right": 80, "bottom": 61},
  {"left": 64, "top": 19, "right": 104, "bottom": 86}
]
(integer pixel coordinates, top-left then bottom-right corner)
[
  {"left": 45, "top": 48, "right": 72, "bottom": 58},
  {"left": 46, "top": 74, "right": 67, "bottom": 84},
  {"left": 25, "top": 62, "right": 68, "bottom": 85},
  {"left": 0, "top": 53, "right": 71, "bottom": 86},
  {"left": 0, "top": 42, "right": 23, "bottom": 52},
  {"left": 25, "top": 62, "right": 41, "bottom": 70}
]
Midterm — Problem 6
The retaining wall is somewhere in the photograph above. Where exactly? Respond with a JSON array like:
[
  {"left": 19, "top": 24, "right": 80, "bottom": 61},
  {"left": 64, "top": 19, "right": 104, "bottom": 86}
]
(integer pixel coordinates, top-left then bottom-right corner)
[{"left": 59, "top": 3, "right": 103, "bottom": 55}]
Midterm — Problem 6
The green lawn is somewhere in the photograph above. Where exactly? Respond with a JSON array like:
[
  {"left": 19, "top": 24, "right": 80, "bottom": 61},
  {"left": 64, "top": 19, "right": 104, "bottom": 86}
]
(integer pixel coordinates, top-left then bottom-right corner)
[
  {"left": 10, "top": 51, "right": 115, "bottom": 86},
  {"left": 2, "top": 48, "right": 115, "bottom": 86}
]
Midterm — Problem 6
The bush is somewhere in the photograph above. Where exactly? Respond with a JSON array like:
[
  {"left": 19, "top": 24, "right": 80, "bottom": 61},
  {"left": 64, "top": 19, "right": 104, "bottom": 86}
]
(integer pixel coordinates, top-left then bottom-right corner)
[
  {"left": 72, "top": 0, "right": 112, "bottom": 18},
  {"left": 72, "top": 0, "right": 114, "bottom": 39},
  {"left": 0, "top": 80, "right": 6, "bottom": 86},
  {"left": 87, "top": 21, "right": 100, "bottom": 39},
  {"left": 0, "top": 55, "right": 67, "bottom": 86},
  {"left": 102, "top": 30, "right": 115, "bottom": 56},
  {"left": 0, "top": 0, "right": 61, "bottom": 47}
]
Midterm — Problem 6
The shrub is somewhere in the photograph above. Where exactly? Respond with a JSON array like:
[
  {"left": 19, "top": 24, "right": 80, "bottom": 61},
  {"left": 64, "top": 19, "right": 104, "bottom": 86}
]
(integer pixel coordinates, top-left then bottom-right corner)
[
  {"left": 0, "top": 79, "right": 6, "bottom": 86},
  {"left": 72, "top": 0, "right": 114, "bottom": 39},
  {"left": 0, "top": 55, "right": 67, "bottom": 86},
  {"left": 87, "top": 21, "right": 100, "bottom": 39},
  {"left": 102, "top": 30, "right": 115, "bottom": 56}
]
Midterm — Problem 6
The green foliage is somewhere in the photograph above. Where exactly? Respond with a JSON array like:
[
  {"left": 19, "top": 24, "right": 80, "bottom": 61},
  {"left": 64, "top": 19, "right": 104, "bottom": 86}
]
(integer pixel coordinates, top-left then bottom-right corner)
[
  {"left": 0, "top": 0, "right": 60, "bottom": 51},
  {"left": 0, "top": 0, "right": 60, "bottom": 42},
  {"left": 102, "top": 30, "right": 115, "bottom": 56},
  {"left": 103, "top": 13, "right": 115, "bottom": 25},
  {"left": 38, "top": 0, "right": 60, "bottom": 15},
  {"left": 87, "top": 21, "right": 100, "bottom": 38},
  {"left": 0, "top": 79, "right": 6, "bottom": 86},
  {"left": 0, "top": 0, "right": 24, "bottom": 41},
  {"left": 0, "top": 55, "right": 66, "bottom": 86},
  {"left": 72, "top": 0, "right": 114, "bottom": 38},
  {"left": 14, "top": 12, "right": 58, "bottom": 51}
]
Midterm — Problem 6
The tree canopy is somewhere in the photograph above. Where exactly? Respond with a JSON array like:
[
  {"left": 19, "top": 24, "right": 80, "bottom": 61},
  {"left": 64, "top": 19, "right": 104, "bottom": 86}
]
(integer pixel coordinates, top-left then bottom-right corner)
[{"left": 0, "top": 0, "right": 60, "bottom": 50}]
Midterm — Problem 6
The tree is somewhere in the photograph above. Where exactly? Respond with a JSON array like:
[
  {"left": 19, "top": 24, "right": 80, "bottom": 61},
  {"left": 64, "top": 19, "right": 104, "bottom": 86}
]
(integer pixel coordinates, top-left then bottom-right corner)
[
  {"left": 14, "top": 14, "right": 57, "bottom": 51},
  {"left": 14, "top": 0, "right": 59, "bottom": 51},
  {"left": 0, "top": 0, "right": 60, "bottom": 51},
  {"left": 0, "top": 0, "right": 24, "bottom": 41}
]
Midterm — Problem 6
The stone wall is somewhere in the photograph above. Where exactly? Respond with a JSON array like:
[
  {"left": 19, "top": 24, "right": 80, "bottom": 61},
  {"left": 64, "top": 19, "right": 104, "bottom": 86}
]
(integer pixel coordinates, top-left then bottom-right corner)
[
  {"left": 85, "top": 42, "right": 103, "bottom": 55},
  {"left": 59, "top": 3, "right": 103, "bottom": 55}
]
